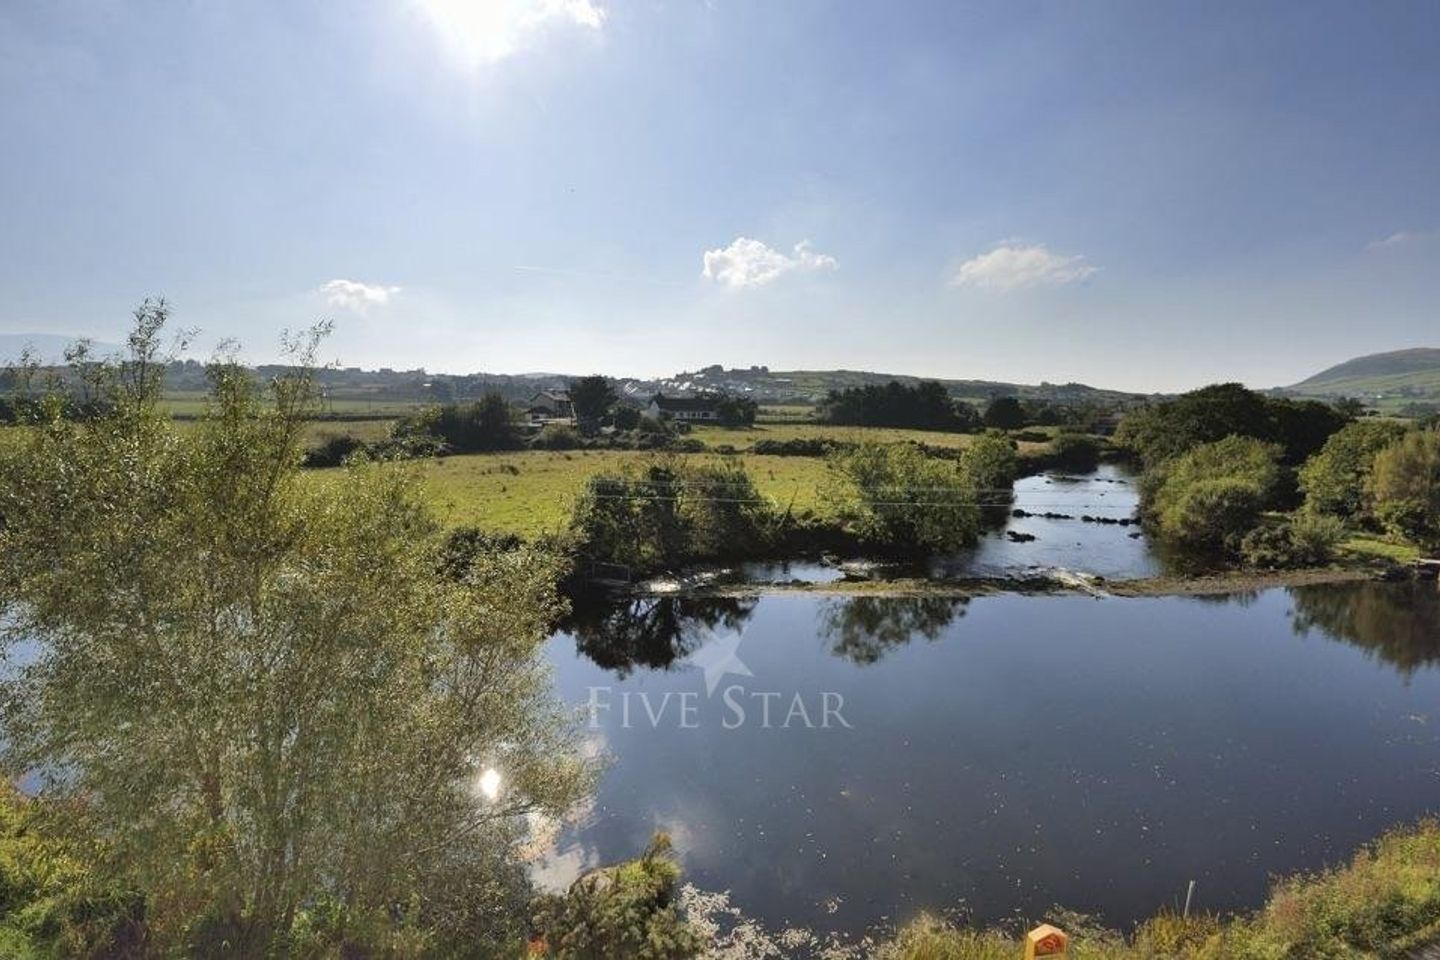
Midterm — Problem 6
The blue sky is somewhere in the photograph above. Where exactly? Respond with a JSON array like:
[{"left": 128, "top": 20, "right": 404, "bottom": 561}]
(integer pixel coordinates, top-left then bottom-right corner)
[{"left": 1, "top": 1, "right": 1436, "bottom": 391}]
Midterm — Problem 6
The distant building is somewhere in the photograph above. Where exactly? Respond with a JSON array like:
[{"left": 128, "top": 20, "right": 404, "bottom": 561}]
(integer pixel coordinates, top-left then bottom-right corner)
[
  {"left": 647, "top": 393, "right": 720, "bottom": 422},
  {"left": 526, "top": 389, "right": 575, "bottom": 422}
]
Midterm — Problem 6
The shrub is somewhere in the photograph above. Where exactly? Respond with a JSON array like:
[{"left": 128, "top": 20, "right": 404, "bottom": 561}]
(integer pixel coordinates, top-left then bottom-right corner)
[
  {"left": 0, "top": 786, "right": 147, "bottom": 958},
  {"left": 1240, "top": 514, "right": 1344, "bottom": 570},
  {"left": 750, "top": 437, "right": 838, "bottom": 457},
  {"left": 1299, "top": 420, "right": 1408, "bottom": 520},
  {"left": 1048, "top": 433, "right": 1101, "bottom": 472},
  {"left": 827, "top": 442, "right": 981, "bottom": 551},
  {"left": 393, "top": 393, "right": 521, "bottom": 453},
  {"left": 1368, "top": 429, "right": 1440, "bottom": 550},
  {"left": 1146, "top": 436, "right": 1283, "bottom": 552},
  {"left": 531, "top": 422, "right": 583, "bottom": 450},
  {"left": 961, "top": 432, "right": 1019, "bottom": 501},
  {"left": 570, "top": 458, "right": 773, "bottom": 572},
  {"left": 302, "top": 430, "right": 364, "bottom": 467},
  {"left": 533, "top": 834, "right": 702, "bottom": 960}
]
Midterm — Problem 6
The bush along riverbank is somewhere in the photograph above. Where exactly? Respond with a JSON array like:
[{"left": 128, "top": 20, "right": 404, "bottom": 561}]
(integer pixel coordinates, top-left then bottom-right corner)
[
  {"left": 1119, "top": 383, "right": 1437, "bottom": 573},
  {"left": 558, "top": 435, "right": 1021, "bottom": 582}
]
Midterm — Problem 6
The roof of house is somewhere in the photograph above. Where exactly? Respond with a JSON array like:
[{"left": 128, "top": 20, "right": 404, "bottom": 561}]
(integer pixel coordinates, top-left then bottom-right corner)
[
  {"left": 649, "top": 393, "right": 719, "bottom": 412},
  {"left": 530, "top": 389, "right": 571, "bottom": 404}
]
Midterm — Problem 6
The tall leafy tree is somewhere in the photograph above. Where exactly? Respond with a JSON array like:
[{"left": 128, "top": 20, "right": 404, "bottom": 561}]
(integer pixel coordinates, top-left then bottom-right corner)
[
  {"left": 982, "top": 396, "right": 1026, "bottom": 430},
  {"left": 0, "top": 302, "right": 591, "bottom": 954},
  {"left": 1368, "top": 429, "right": 1440, "bottom": 550},
  {"left": 568, "top": 375, "right": 618, "bottom": 432},
  {"left": 1299, "top": 419, "right": 1408, "bottom": 519}
]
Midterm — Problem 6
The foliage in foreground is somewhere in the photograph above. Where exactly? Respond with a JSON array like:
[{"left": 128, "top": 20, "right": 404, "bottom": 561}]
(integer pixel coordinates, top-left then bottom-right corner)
[
  {"left": 0, "top": 784, "right": 145, "bottom": 959},
  {"left": 533, "top": 833, "right": 702, "bottom": 960},
  {"left": 0, "top": 303, "right": 592, "bottom": 955}
]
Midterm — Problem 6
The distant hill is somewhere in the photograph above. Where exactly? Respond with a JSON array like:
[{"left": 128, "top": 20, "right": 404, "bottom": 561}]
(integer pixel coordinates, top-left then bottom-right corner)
[
  {"left": 618, "top": 365, "right": 1149, "bottom": 406},
  {"left": 6, "top": 350, "right": 1151, "bottom": 411},
  {"left": 1288, "top": 348, "right": 1440, "bottom": 400},
  {"left": 0, "top": 333, "right": 123, "bottom": 365}
]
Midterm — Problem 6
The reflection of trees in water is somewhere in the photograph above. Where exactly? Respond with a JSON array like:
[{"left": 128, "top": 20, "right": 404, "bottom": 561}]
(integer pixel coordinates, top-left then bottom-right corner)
[
  {"left": 1289, "top": 582, "right": 1440, "bottom": 676},
  {"left": 818, "top": 595, "right": 969, "bottom": 665},
  {"left": 564, "top": 597, "right": 757, "bottom": 676}
]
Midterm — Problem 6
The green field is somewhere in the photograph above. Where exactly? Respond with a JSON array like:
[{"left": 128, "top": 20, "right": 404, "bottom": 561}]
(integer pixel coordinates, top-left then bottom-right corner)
[
  {"left": 381, "top": 450, "right": 835, "bottom": 536},
  {"left": 685, "top": 421, "right": 1050, "bottom": 451},
  {"left": 160, "top": 392, "right": 424, "bottom": 418}
]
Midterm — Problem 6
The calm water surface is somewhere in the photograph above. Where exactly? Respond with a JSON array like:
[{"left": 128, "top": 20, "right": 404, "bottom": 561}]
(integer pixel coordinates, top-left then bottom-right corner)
[{"left": 542, "top": 581, "right": 1440, "bottom": 935}]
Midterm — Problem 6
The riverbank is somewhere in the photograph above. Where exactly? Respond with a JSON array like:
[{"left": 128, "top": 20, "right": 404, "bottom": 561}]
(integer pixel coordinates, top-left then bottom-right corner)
[
  {"left": 633, "top": 562, "right": 1418, "bottom": 601},
  {"left": 870, "top": 818, "right": 1440, "bottom": 959}
]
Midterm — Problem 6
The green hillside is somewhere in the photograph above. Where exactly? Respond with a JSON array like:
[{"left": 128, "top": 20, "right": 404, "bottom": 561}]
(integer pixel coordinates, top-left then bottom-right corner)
[{"left": 1290, "top": 347, "right": 1440, "bottom": 397}]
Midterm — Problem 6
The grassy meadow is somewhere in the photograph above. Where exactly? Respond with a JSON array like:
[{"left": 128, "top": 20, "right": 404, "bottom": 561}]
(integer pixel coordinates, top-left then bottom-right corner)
[
  {"left": 315, "top": 449, "right": 834, "bottom": 536},
  {"left": 301, "top": 421, "right": 1056, "bottom": 536}
]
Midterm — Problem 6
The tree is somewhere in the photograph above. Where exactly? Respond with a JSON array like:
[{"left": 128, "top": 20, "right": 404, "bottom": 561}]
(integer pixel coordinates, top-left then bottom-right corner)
[
  {"left": 1144, "top": 435, "right": 1283, "bottom": 552},
  {"left": 1368, "top": 429, "right": 1440, "bottom": 550},
  {"left": 827, "top": 442, "right": 980, "bottom": 551},
  {"left": 1115, "top": 383, "right": 1347, "bottom": 467},
  {"left": 0, "top": 303, "right": 592, "bottom": 953},
  {"left": 713, "top": 394, "right": 758, "bottom": 427},
  {"left": 961, "top": 432, "right": 1019, "bottom": 502},
  {"left": 571, "top": 457, "right": 773, "bottom": 573},
  {"left": 817, "top": 380, "right": 977, "bottom": 432},
  {"left": 1049, "top": 433, "right": 1102, "bottom": 472},
  {"left": 394, "top": 392, "right": 521, "bottom": 452},
  {"left": 569, "top": 375, "right": 618, "bottom": 433},
  {"left": 612, "top": 403, "right": 642, "bottom": 430},
  {"left": 1333, "top": 396, "right": 1367, "bottom": 419},
  {"left": 982, "top": 396, "right": 1025, "bottom": 430},
  {"left": 1299, "top": 420, "right": 1408, "bottom": 520}
]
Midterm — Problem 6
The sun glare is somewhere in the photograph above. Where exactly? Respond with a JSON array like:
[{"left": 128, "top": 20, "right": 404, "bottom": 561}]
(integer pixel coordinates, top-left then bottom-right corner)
[
  {"left": 412, "top": 0, "right": 604, "bottom": 68},
  {"left": 477, "top": 767, "right": 503, "bottom": 801}
]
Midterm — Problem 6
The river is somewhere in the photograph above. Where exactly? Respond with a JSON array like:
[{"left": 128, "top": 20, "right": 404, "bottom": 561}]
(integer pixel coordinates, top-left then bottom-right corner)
[{"left": 537, "top": 469, "right": 1440, "bottom": 938}]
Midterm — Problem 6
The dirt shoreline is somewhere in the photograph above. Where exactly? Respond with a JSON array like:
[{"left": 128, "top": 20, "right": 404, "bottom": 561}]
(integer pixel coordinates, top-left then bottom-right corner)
[{"left": 638, "top": 564, "right": 1397, "bottom": 600}]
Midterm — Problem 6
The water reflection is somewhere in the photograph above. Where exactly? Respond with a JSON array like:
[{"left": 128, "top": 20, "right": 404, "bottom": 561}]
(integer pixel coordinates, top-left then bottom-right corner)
[
  {"left": 818, "top": 595, "right": 969, "bottom": 665},
  {"left": 546, "top": 583, "right": 1440, "bottom": 935},
  {"left": 1290, "top": 581, "right": 1440, "bottom": 676},
  {"left": 562, "top": 596, "right": 757, "bottom": 676}
]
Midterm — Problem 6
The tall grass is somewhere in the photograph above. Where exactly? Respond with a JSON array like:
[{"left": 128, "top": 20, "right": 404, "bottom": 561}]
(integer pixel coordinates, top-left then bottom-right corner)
[{"left": 875, "top": 819, "right": 1440, "bottom": 959}]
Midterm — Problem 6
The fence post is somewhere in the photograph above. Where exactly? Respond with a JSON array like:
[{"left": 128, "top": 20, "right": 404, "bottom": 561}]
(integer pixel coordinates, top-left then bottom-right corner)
[{"left": 1024, "top": 924, "right": 1068, "bottom": 960}]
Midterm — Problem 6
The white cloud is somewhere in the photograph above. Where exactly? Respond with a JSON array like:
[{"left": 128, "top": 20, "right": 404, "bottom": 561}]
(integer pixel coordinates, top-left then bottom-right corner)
[
  {"left": 1367, "top": 229, "right": 1436, "bottom": 250},
  {"left": 320, "top": 279, "right": 402, "bottom": 312},
  {"left": 413, "top": 0, "right": 604, "bottom": 67},
  {"left": 701, "top": 238, "right": 837, "bottom": 288},
  {"left": 948, "top": 243, "right": 1097, "bottom": 292}
]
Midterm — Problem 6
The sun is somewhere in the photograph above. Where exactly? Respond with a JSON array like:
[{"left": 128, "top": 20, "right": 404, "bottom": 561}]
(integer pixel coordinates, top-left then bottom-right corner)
[{"left": 411, "top": 0, "right": 604, "bottom": 69}]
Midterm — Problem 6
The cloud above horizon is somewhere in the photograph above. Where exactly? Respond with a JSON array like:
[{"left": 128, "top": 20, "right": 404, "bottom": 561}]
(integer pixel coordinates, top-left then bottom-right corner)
[
  {"left": 320, "top": 279, "right": 402, "bottom": 312},
  {"left": 701, "top": 238, "right": 837, "bottom": 288},
  {"left": 1367, "top": 229, "right": 1436, "bottom": 250},
  {"left": 949, "top": 243, "right": 1097, "bottom": 292},
  {"left": 413, "top": 0, "right": 605, "bottom": 67}
]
